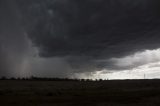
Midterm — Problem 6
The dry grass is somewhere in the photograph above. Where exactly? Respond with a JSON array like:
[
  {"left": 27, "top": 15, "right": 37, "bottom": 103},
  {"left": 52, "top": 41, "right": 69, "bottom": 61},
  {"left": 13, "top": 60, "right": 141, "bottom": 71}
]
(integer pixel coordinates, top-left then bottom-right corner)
[{"left": 0, "top": 80, "right": 160, "bottom": 106}]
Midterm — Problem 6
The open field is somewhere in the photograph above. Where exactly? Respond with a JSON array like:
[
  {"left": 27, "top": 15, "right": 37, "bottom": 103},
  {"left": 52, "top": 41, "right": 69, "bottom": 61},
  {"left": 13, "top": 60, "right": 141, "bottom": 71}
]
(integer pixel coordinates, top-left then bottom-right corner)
[{"left": 0, "top": 80, "right": 160, "bottom": 106}]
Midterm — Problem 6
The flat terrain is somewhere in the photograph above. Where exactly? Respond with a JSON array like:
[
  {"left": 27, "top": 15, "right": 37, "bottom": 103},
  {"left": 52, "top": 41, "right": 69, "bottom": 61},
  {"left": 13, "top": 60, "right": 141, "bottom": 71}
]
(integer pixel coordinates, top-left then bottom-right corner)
[{"left": 0, "top": 80, "right": 160, "bottom": 106}]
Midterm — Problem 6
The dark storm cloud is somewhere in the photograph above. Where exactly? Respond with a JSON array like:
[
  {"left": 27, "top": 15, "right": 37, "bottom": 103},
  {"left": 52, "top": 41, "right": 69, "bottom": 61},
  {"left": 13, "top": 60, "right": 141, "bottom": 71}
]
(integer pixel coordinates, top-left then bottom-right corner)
[
  {"left": 1, "top": 0, "right": 160, "bottom": 77},
  {"left": 15, "top": 0, "right": 160, "bottom": 72}
]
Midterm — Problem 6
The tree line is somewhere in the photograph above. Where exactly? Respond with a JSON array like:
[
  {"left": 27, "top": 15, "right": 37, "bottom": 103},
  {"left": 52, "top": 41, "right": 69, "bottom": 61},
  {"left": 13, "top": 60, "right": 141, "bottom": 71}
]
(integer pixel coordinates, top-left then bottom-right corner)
[{"left": 0, "top": 76, "right": 105, "bottom": 82}]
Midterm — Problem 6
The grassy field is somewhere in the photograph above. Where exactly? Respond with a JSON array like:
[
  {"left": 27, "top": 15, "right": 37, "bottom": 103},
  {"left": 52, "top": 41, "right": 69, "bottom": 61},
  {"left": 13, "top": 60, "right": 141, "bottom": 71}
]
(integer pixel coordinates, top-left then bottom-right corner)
[{"left": 0, "top": 80, "right": 160, "bottom": 106}]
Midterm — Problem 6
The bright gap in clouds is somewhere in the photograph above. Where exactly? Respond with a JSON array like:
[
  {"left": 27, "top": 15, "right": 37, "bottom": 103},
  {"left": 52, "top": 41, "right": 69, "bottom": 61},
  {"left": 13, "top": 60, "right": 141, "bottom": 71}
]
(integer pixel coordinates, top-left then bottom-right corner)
[{"left": 76, "top": 48, "right": 160, "bottom": 79}]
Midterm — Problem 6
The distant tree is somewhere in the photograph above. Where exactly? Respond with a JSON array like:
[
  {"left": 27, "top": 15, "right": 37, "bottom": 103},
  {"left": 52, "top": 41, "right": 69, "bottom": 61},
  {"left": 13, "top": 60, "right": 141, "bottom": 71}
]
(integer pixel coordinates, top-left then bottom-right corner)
[
  {"left": 80, "top": 79, "right": 85, "bottom": 82},
  {"left": 10, "top": 77, "right": 16, "bottom": 80},
  {"left": 1, "top": 76, "right": 7, "bottom": 80},
  {"left": 99, "top": 79, "right": 103, "bottom": 82}
]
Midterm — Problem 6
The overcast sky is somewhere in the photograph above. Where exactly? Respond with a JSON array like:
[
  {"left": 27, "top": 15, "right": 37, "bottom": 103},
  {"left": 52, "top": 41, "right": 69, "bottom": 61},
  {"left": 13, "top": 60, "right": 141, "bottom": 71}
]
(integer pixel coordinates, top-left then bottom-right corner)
[{"left": 0, "top": 0, "right": 160, "bottom": 79}]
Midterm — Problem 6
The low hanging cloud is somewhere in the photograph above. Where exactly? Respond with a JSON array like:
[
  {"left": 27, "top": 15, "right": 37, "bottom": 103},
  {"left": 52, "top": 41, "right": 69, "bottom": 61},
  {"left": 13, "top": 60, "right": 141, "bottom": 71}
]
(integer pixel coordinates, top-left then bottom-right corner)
[
  {"left": 1, "top": 0, "right": 160, "bottom": 77},
  {"left": 18, "top": 0, "right": 160, "bottom": 58},
  {"left": 17, "top": 0, "right": 160, "bottom": 73}
]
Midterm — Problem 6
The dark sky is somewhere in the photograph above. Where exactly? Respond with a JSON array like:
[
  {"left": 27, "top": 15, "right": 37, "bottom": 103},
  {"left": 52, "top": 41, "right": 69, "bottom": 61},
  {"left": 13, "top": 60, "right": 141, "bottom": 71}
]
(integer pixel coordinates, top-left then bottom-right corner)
[{"left": 0, "top": 0, "right": 160, "bottom": 78}]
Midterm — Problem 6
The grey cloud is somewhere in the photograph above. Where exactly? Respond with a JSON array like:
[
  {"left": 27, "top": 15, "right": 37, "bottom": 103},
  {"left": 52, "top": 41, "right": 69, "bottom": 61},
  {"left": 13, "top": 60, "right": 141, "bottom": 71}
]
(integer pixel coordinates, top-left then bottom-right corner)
[
  {"left": 16, "top": 0, "right": 160, "bottom": 72},
  {"left": 148, "top": 63, "right": 160, "bottom": 68},
  {"left": 1, "top": 0, "right": 160, "bottom": 77}
]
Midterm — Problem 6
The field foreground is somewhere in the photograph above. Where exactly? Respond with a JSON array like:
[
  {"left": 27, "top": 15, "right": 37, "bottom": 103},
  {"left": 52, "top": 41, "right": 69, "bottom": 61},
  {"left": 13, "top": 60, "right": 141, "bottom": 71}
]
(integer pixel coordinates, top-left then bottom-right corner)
[{"left": 0, "top": 80, "right": 160, "bottom": 106}]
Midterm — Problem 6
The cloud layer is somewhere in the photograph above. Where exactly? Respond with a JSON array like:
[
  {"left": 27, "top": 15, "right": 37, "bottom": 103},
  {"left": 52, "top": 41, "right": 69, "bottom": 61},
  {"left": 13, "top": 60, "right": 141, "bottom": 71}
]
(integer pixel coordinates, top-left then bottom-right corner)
[
  {"left": 1, "top": 0, "right": 160, "bottom": 77},
  {"left": 19, "top": 0, "right": 160, "bottom": 71}
]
